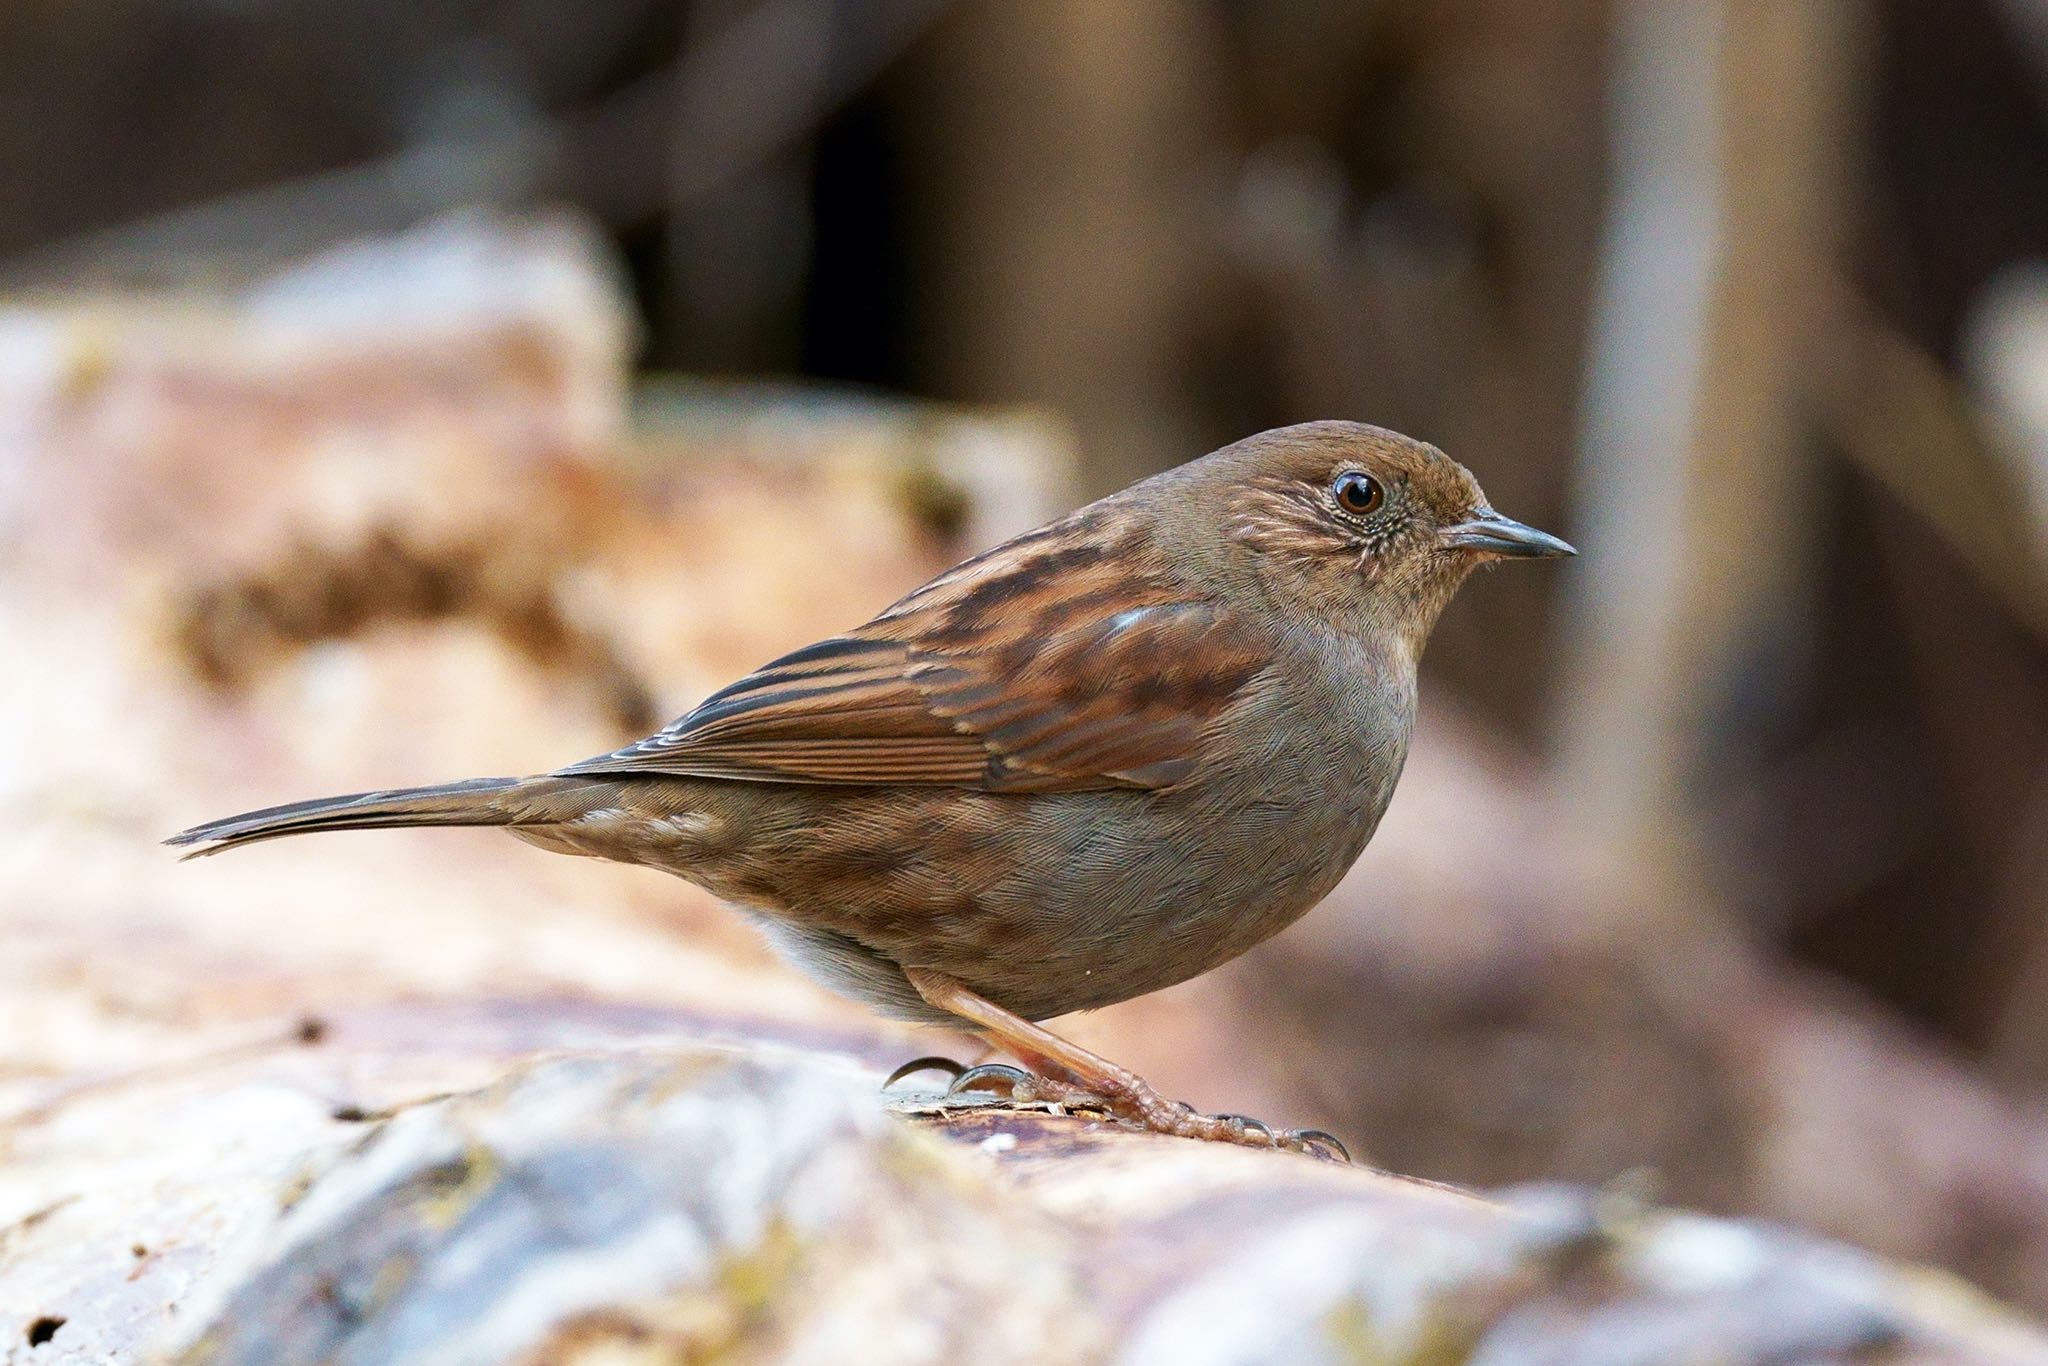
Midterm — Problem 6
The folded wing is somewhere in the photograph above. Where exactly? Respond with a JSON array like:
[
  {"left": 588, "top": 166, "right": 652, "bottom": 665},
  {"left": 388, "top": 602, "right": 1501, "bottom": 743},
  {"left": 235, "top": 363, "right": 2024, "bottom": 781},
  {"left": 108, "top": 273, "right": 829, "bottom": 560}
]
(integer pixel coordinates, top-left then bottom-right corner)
[{"left": 557, "top": 524, "right": 1270, "bottom": 793}]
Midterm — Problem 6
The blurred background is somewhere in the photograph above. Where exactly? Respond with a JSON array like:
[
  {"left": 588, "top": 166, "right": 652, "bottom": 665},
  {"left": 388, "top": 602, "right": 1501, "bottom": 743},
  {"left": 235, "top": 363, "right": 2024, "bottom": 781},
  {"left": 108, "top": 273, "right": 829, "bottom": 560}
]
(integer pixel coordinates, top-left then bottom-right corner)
[{"left": 3, "top": 0, "right": 2048, "bottom": 1329}]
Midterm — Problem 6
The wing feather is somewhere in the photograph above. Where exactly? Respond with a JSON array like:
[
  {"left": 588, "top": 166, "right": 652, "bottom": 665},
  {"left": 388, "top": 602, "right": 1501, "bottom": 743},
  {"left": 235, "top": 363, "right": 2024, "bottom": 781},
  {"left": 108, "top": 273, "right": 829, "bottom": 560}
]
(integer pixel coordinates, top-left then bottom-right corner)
[{"left": 557, "top": 512, "right": 1271, "bottom": 791}]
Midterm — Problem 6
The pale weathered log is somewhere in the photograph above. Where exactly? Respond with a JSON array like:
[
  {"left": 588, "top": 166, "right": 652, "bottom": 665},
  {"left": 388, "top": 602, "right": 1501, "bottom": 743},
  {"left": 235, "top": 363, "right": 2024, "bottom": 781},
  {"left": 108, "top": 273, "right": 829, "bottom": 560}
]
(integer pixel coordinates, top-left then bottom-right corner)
[{"left": 0, "top": 1021, "right": 2036, "bottom": 1364}]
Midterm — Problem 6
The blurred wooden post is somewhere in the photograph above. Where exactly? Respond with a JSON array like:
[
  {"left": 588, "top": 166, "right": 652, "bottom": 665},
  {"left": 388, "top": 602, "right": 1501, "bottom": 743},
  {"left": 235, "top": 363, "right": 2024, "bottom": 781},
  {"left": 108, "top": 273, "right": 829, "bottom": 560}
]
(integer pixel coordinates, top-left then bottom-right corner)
[
  {"left": 660, "top": 0, "right": 833, "bottom": 372},
  {"left": 1556, "top": 0, "right": 1867, "bottom": 908},
  {"left": 907, "top": 0, "right": 1221, "bottom": 496}
]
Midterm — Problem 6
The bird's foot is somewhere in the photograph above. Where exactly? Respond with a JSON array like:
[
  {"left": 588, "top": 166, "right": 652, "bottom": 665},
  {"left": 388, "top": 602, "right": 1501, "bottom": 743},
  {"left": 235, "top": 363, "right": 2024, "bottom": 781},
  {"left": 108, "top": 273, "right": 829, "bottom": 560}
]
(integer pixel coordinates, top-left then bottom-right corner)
[
  {"left": 944, "top": 1061, "right": 1348, "bottom": 1161},
  {"left": 896, "top": 969, "right": 1348, "bottom": 1161}
]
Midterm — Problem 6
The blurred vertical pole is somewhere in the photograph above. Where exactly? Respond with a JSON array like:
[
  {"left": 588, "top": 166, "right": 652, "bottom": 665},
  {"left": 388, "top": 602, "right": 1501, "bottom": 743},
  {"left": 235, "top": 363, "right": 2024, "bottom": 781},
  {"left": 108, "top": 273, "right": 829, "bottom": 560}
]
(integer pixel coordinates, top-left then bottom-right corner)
[
  {"left": 907, "top": 0, "right": 1222, "bottom": 495},
  {"left": 664, "top": 0, "right": 834, "bottom": 371},
  {"left": 1556, "top": 0, "right": 1867, "bottom": 907}
]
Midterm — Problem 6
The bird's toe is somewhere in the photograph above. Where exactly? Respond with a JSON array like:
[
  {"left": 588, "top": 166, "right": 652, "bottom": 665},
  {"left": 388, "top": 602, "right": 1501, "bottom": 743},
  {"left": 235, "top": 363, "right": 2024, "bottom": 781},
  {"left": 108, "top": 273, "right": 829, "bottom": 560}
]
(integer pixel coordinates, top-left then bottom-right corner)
[
  {"left": 945, "top": 1062, "right": 1037, "bottom": 1099},
  {"left": 1278, "top": 1127, "right": 1352, "bottom": 1162}
]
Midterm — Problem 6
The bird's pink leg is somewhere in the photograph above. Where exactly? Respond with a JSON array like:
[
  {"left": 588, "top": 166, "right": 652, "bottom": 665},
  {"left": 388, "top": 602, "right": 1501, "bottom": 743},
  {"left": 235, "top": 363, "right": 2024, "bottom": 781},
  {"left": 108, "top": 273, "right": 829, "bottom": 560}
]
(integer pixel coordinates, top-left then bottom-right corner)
[{"left": 903, "top": 967, "right": 1345, "bottom": 1159}]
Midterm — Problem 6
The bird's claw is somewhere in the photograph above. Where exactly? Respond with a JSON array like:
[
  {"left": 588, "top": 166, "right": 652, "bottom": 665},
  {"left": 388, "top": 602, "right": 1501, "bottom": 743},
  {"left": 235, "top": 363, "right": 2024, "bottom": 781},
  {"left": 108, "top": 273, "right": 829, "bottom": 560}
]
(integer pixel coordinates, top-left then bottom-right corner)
[
  {"left": 1280, "top": 1127, "right": 1352, "bottom": 1162},
  {"left": 882, "top": 1055, "right": 968, "bottom": 1089},
  {"left": 946, "top": 1062, "right": 1038, "bottom": 1099}
]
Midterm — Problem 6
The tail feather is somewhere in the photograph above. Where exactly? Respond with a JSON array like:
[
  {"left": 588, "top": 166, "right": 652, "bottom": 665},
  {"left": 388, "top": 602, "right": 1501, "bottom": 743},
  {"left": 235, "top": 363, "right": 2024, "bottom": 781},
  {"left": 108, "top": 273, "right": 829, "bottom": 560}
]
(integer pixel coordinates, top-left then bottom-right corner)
[{"left": 165, "top": 776, "right": 530, "bottom": 859}]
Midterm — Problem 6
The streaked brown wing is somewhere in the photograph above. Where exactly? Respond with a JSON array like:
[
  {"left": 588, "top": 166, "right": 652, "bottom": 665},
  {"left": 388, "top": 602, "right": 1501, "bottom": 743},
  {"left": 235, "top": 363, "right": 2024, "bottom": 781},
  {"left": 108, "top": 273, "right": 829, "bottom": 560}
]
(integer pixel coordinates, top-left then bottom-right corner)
[
  {"left": 556, "top": 516, "right": 1271, "bottom": 792},
  {"left": 567, "top": 631, "right": 992, "bottom": 786}
]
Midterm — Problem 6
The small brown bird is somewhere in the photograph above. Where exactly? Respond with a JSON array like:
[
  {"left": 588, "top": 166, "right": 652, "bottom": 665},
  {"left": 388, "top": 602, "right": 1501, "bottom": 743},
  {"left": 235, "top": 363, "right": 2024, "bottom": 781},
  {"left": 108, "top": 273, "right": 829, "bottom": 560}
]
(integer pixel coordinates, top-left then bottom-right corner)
[{"left": 169, "top": 421, "right": 1571, "bottom": 1154}]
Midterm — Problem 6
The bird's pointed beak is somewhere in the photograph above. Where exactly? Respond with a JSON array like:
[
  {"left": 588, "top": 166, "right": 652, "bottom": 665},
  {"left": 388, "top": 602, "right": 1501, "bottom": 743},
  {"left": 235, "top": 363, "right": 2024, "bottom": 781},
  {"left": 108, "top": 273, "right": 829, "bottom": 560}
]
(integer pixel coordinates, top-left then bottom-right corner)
[{"left": 1440, "top": 509, "right": 1576, "bottom": 559}]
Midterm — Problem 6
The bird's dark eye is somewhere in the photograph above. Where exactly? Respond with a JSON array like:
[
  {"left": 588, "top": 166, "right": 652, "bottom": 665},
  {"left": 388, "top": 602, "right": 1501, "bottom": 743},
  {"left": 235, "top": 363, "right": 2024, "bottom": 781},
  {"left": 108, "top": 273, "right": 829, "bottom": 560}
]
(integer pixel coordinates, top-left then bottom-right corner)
[{"left": 1333, "top": 471, "right": 1384, "bottom": 516}]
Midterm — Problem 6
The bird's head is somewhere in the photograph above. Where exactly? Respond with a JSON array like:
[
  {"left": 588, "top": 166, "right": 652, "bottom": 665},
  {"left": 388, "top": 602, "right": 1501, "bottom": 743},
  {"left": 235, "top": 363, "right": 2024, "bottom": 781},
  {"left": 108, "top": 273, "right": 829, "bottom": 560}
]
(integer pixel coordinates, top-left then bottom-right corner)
[{"left": 1161, "top": 420, "right": 1573, "bottom": 657}]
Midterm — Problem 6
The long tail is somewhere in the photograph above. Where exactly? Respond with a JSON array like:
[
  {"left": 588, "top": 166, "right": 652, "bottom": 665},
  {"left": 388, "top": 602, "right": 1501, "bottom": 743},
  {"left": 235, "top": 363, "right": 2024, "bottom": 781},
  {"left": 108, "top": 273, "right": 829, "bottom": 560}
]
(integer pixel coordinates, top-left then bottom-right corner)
[{"left": 165, "top": 775, "right": 543, "bottom": 859}]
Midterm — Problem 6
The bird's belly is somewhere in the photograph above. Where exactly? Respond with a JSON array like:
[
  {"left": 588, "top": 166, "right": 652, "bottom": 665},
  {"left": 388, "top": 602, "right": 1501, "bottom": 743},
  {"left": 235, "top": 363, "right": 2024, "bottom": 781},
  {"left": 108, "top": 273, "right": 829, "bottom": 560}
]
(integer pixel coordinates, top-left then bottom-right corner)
[{"left": 713, "top": 751, "right": 1395, "bottom": 1021}]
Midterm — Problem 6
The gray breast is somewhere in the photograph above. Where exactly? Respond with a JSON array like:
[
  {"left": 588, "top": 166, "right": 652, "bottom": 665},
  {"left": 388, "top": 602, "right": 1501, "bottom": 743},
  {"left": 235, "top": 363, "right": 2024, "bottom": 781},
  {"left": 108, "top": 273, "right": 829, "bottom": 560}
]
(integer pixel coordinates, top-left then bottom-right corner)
[{"left": 916, "top": 637, "right": 1413, "bottom": 1018}]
